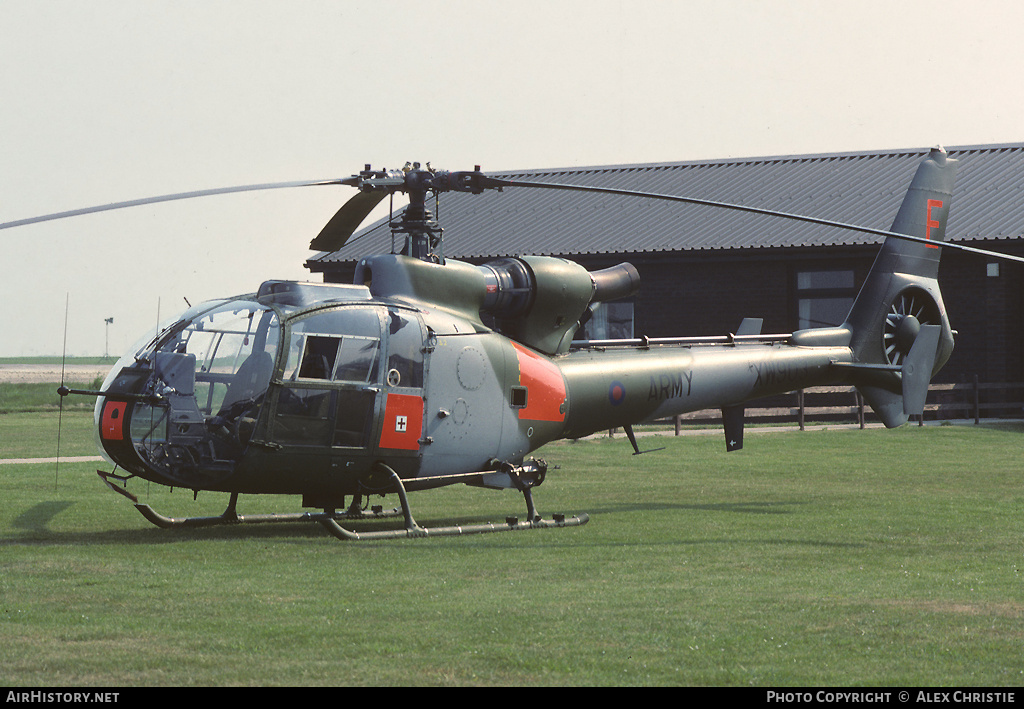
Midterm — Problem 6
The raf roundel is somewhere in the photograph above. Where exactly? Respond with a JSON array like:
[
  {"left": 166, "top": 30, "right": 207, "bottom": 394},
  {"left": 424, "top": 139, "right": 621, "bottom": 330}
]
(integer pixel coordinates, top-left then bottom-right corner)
[{"left": 608, "top": 380, "right": 626, "bottom": 406}]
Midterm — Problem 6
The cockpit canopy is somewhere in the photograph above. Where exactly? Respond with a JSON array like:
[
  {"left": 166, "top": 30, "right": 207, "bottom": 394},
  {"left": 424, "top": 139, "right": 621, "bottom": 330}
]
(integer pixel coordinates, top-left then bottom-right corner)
[{"left": 96, "top": 281, "right": 424, "bottom": 489}]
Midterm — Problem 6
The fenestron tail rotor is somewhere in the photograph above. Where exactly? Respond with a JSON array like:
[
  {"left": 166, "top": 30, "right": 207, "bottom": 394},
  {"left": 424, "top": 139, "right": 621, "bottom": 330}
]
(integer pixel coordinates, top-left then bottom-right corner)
[{"left": 882, "top": 287, "right": 941, "bottom": 366}]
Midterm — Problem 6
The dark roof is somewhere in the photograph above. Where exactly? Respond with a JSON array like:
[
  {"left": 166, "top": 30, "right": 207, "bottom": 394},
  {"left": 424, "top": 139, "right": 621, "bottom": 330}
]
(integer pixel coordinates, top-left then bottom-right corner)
[{"left": 308, "top": 143, "right": 1024, "bottom": 267}]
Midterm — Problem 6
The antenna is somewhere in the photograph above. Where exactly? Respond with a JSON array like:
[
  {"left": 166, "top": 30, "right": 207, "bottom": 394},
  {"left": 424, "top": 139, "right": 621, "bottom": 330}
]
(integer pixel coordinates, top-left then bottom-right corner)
[{"left": 55, "top": 293, "right": 69, "bottom": 490}]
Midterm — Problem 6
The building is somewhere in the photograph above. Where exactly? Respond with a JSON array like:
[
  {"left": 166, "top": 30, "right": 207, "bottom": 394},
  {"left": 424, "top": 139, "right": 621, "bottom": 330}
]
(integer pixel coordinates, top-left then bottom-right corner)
[{"left": 307, "top": 144, "right": 1024, "bottom": 392}]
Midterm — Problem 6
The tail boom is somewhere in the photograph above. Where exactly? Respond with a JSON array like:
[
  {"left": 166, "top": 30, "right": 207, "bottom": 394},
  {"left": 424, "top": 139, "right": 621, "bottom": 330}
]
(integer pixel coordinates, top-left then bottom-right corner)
[
  {"left": 555, "top": 147, "right": 959, "bottom": 441},
  {"left": 557, "top": 341, "right": 853, "bottom": 439}
]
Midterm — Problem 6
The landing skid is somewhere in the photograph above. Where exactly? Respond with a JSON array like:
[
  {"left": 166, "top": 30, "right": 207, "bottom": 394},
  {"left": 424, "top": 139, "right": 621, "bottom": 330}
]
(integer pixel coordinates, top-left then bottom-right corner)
[
  {"left": 96, "top": 466, "right": 589, "bottom": 540},
  {"left": 319, "top": 465, "right": 589, "bottom": 540},
  {"left": 97, "top": 471, "right": 397, "bottom": 529}
]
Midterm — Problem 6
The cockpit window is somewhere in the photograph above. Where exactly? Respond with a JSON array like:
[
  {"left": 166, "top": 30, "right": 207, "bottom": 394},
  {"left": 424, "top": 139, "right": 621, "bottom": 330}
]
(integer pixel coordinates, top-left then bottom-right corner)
[
  {"left": 101, "top": 299, "right": 395, "bottom": 481},
  {"left": 155, "top": 302, "right": 281, "bottom": 415},
  {"left": 102, "top": 297, "right": 282, "bottom": 487}
]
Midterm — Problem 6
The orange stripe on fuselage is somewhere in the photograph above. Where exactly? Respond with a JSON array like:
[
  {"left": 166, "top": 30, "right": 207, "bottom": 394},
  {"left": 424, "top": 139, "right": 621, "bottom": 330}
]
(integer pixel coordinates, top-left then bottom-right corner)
[{"left": 512, "top": 342, "right": 566, "bottom": 422}]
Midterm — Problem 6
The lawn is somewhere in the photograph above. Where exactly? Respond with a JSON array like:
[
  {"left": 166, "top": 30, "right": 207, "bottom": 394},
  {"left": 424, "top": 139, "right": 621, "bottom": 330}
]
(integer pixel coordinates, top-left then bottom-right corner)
[{"left": 1, "top": 410, "right": 1022, "bottom": 686}]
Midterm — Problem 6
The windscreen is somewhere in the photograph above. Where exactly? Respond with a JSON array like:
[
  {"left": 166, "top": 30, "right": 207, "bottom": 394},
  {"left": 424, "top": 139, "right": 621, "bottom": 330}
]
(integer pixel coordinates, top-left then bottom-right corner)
[{"left": 96, "top": 298, "right": 281, "bottom": 486}]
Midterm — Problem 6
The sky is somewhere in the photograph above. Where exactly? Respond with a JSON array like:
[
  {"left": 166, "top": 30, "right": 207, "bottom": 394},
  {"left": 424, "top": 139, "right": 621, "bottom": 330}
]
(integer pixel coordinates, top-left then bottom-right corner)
[{"left": 2, "top": 0, "right": 1023, "bottom": 357}]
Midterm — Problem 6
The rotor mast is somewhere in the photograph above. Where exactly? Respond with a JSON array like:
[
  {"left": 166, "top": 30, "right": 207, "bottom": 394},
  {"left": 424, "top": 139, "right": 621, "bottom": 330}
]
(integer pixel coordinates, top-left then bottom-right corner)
[{"left": 393, "top": 162, "right": 444, "bottom": 262}]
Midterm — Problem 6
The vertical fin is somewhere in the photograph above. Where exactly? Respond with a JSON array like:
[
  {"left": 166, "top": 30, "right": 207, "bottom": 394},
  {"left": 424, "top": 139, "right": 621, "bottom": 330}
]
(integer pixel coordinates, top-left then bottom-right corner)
[
  {"left": 735, "top": 318, "right": 763, "bottom": 336},
  {"left": 722, "top": 405, "right": 744, "bottom": 452},
  {"left": 843, "top": 147, "right": 957, "bottom": 428}
]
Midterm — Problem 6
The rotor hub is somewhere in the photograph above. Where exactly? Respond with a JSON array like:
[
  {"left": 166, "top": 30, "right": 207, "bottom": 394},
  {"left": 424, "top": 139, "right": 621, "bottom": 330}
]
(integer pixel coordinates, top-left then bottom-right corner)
[{"left": 895, "top": 314, "right": 921, "bottom": 353}]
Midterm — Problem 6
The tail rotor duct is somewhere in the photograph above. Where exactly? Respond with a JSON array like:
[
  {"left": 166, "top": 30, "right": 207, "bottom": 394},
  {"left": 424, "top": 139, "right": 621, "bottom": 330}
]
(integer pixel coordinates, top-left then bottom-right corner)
[{"left": 883, "top": 287, "right": 940, "bottom": 366}]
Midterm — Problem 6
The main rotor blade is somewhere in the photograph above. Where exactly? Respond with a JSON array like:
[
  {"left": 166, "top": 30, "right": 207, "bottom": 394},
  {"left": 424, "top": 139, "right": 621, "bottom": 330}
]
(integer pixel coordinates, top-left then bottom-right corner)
[
  {"left": 0, "top": 178, "right": 353, "bottom": 231},
  {"left": 309, "top": 189, "right": 389, "bottom": 252},
  {"left": 482, "top": 176, "right": 1024, "bottom": 265}
]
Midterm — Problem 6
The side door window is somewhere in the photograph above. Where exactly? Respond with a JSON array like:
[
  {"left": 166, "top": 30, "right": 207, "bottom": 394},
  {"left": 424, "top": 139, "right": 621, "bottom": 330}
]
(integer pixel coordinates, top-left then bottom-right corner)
[
  {"left": 385, "top": 308, "right": 424, "bottom": 389},
  {"left": 377, "top": 309, "right": 427, "bottom": 452},
  {"left": 273, "top": 307, "right": 383, "bottom": 448}
]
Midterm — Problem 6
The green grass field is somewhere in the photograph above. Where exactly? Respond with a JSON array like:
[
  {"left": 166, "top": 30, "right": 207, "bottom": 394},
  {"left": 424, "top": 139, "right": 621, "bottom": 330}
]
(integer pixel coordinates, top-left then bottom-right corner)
[{"left": 1, "top": 409, "right": 1022, "bottom": 687}]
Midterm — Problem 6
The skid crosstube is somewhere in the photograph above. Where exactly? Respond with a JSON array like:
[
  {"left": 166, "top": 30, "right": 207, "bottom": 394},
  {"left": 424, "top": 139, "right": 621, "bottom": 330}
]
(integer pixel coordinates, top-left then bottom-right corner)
[{"left": 96, "top": 465, "right": 588, "bottom": 540}]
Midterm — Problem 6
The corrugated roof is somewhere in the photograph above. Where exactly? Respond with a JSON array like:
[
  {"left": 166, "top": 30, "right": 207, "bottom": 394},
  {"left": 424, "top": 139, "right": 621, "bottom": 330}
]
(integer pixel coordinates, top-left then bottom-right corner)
[{"left": 308, "top": 143, "right": 1024, "bottom": 266}]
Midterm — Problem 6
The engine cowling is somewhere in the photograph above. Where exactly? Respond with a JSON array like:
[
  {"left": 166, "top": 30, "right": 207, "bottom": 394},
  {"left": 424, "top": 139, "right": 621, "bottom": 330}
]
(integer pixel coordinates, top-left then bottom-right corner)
[
  {"left": 352, "top": 253, "right": 639, "bottom": 355},
  {"left": 480, "top": 256, "right": 639, "bottom": 354}
]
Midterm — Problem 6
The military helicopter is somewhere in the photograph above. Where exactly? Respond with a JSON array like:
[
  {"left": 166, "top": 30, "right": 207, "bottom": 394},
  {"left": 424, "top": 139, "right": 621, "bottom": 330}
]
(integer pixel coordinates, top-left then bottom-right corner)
[{"left": 4, "top": 147, "right": 1017, "bottom": 540}]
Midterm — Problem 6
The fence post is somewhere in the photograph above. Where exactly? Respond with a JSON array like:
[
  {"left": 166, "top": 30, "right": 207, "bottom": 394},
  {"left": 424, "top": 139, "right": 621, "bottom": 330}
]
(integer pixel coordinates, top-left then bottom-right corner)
[
  {"left": 798, "top": 389, "right": 805, "bottom": 430},
  {"left": 973, "top": 374, "right": 980, "bottom": 424},
  {"left": 674, "top": 415, "right": 681, "bottom": 436}
]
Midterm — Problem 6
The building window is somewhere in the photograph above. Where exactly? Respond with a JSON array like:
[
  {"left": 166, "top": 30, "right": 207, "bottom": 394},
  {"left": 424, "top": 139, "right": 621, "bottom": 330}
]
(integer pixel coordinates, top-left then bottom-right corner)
[
  {"left": 586, "top": 301, "right": 634, "bottom": 339},
  {"left": 796, "top": 270, "right": 855, "bottom": 330}
]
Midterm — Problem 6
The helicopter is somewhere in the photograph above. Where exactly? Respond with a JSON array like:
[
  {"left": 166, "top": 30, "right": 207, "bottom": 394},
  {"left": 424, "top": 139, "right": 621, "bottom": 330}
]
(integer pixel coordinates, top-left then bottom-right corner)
[{"left": 4, "top": 146, "right": 1018, "bottom": 540}]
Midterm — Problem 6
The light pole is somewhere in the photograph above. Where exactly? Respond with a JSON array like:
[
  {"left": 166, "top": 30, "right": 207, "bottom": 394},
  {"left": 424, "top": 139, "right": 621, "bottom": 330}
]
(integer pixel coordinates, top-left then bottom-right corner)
[{"left": 104, "top": 317, "right": 114, "bottom": 358}]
